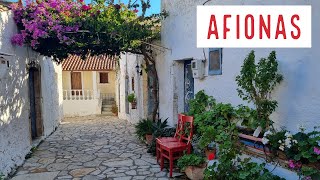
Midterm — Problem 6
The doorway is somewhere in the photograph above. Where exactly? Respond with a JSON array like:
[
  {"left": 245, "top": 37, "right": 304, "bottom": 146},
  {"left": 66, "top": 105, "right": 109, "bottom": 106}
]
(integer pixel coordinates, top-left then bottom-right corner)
[
  {"left": 29, "top": 67, "right": 43, "bottom": 139},
  {"left": 184, "top": 60, "right": 194, "bottom": 112},
  {"left": 71, "top": 72, "right": 82, "bottom": 95}
]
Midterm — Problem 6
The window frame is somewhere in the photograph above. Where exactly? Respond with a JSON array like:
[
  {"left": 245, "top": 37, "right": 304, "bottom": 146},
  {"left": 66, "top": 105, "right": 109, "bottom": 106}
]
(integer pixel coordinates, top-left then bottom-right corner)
[{"left": 208, "top": 48, "right": 223, "bottom": 75}]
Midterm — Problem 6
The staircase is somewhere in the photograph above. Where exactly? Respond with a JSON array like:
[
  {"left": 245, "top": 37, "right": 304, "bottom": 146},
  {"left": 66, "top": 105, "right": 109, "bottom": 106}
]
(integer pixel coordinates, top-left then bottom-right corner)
[{"left": 101, "top": 99, "right": 115, "bottom": 116}]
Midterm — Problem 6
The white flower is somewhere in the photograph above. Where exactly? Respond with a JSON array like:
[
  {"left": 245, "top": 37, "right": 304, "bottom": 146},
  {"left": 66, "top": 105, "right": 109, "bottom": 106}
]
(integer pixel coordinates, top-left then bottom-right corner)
[
  {"left": 279, "top": 145, "right": 285, "bottom": 151},
  {"left": 278, "top": 140, "right": 282, "bottom": 143},
  {"left": 292, "top": 140, "right": 298, "bottom": 144},
  {"left": 285, "top": 132, "right": 293, "bottom": 138},
  {"left": 263, "top": 130, "right": 272, "bottom": 137},
  {"left": 262, "top": 137, "right": 269, "bottom": 145}
]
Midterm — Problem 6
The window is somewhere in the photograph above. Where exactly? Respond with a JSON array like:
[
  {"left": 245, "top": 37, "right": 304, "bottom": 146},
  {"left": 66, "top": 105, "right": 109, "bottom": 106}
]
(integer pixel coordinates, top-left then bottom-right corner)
[
  {"left": 208, "top": 48, "right": 222, "bottom": 75},
  {"left": 131, "top": 77, "right": 135, "bottom": 91},
  {"left": 99, "top": 72, "right": 109, "bottom": 83}
]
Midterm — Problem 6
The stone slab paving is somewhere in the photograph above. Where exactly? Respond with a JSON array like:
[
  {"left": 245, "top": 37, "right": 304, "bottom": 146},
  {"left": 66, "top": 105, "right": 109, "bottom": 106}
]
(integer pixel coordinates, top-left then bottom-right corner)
[{"left": 11, "top": 116, "right": 186, "bottom": 180}]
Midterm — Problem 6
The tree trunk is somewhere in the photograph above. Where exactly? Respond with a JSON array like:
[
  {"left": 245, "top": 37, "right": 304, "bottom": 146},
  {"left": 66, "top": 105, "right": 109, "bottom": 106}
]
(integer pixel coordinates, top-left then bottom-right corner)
[{"left": 142, "top": 48, "right": 159, "bottom": 122}]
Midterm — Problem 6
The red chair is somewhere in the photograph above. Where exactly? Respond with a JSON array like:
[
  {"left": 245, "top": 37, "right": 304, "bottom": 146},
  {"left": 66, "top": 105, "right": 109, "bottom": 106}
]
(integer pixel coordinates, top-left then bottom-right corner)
[
  {"left": 156, "top": 114, "right": 185, "bottom": 162},
  {"left": 159, "top": 115, "right": 194, "bottom": 177}
]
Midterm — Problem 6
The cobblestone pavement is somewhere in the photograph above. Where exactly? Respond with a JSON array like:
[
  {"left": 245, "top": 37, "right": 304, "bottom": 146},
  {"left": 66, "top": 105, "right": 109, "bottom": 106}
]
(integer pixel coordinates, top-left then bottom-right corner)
[{"left": 12, "top": 116, "right": 185, "bottom": 180}]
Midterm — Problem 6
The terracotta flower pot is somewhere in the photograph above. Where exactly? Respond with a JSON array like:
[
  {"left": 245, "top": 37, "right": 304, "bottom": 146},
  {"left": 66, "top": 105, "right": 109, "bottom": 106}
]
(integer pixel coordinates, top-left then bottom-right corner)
[
  {"left": 184, "top": 163, "right": 207, "bottom": 180},
  {"left": 131, "top": 102, "right": 137, "bottom": 109},
  {"left": 145, "top": 134, "right": 153, "bottom": 145}
]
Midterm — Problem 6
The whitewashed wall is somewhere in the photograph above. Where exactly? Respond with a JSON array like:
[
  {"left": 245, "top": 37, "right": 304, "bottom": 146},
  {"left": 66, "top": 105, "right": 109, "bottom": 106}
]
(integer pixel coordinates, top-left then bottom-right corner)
[
  {"left": 117, "top": 53, "right": 148, "bottom": 124},
  {"left": 0, "top": 11, "right": 63, "bottom": 177},
  {"left": 160, "top": 0, "right": 320, "bottom": 132},
  {"left": 159, "top": 0, "right": 320, "bottom": 178}
]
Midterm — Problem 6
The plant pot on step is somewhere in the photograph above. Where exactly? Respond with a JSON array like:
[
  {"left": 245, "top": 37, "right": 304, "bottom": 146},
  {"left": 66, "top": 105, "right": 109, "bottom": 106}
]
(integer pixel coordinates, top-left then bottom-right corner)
[
  {"left": 145, "top": 134, "right": 153, "bottom": 145},
  {"left": 131, "top": 102, "right": 137, "bottom": 109},
  {"left": 184, "top": 163, "right": 207, "bottom": 180}
]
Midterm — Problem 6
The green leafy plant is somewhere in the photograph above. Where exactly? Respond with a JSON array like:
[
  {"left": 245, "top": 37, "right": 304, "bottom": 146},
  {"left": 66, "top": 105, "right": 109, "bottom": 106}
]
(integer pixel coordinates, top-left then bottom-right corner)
[
  {"left": 127, "top": 93, "right": 136, "bottom": 103},
  {"left": 135, "top": 119, "right": 153, "bottom": 141},
  {"left": 235, "top": 51, "right": 283, "bottom": 130},
  {"left": 285, "top": 127, "right": 320, "bottom": 164},
  {"left": 147, "top": 118, "right": 176, "bottom": 155},
  {"left": 188, "top": 90, "right": 215, "bottom": 116},
  {"left": 205, "top": 158, "right": 284, "bottom": 180},
  {"left": 177, "top": 154, "right": 206, "bottom": 171},
  {"left": 0, "top": 173, "right": 4, "bottom": 180}
]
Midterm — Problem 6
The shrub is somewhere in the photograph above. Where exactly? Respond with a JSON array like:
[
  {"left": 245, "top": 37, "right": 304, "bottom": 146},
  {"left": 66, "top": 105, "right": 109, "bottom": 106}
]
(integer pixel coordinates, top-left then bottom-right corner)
[
  {"left": 135, "top": 119, "right": 153, "bottom": 141},
  {"left": 177, "top": 154, "right": 206, "bottom": 171}
]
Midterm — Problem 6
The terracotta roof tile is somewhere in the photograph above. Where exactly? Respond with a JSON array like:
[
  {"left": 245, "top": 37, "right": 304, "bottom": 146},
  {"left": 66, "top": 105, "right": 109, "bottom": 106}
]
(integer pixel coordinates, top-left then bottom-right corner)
[{"left": 62, "top": 55, "right": 117, "bottom": 71}]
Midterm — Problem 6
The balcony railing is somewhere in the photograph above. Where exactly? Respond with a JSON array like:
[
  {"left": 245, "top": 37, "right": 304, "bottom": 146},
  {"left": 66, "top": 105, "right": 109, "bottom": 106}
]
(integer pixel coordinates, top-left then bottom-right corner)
[{"left": 63, "top": 89, "right": 100, "bottom": 100}]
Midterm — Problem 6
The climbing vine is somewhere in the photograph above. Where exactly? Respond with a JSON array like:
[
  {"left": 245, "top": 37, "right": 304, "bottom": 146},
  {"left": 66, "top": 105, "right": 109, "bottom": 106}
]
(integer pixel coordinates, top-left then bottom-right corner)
[{"left": 11, "top": 0, "right": 166, "bottom": 120}]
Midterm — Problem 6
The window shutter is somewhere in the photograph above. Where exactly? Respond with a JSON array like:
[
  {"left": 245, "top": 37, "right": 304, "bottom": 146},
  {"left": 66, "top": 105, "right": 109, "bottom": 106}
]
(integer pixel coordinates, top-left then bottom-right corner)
[
  {"left": 208, "top": 48, "right": 222, "bottom": 75},
  {"left": 99, "top": 72, "right": 109, "bottom": 83}
]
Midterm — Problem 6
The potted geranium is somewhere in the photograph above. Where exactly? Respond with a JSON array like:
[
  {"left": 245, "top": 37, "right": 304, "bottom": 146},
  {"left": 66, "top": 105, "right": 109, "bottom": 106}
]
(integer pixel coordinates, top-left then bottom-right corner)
[
  {"left": 135, "top": 119, "right": 153, "bottom": 145},
  {"left": 177, "top": 154, "right": 207, "bottom": 180},
  {"left": 127, "top": 93, "right": 137, "bottom": 109}
]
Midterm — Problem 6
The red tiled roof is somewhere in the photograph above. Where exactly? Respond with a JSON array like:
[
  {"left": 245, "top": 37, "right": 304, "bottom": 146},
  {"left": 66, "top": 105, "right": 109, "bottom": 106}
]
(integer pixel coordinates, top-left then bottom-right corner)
[
  {"left": 0, "top": 1, "right": 13, "bottom": 12},
  {"left": 62, "top": 55, "right": 117, "bottom": 71}
]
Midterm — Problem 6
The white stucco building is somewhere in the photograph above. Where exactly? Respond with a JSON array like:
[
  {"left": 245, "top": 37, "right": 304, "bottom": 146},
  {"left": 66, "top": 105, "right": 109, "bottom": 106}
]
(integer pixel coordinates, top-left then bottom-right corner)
[
  {"left": 117, "top": 53, "right": 149, "bottom": 124},
  {"left": 0, "top": 7, "right": 63, "bottom": 177},
  {"left": 157, "top": 0, "right": 319, "bottom": 178},
  {"left": 159, "top": 0, "right": 320, "bottom": 132}
]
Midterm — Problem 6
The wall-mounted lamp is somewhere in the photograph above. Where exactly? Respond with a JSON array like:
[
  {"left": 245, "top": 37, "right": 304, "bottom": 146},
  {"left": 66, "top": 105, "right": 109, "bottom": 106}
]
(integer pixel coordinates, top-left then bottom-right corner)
[{"left": 135, "top": 64, "right": 143, "bottom": 76}]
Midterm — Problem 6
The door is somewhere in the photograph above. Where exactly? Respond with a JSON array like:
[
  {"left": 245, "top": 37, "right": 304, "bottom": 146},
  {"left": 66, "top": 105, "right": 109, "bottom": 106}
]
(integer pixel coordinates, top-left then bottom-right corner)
[
  {"left": 29, "top": 68, "right": 43, "bottom": 139},
  {"left": 184, "top": 60, "right": 194, "bottom": 112},
  {"left": 71, "top": 72, "right": 82, "bottom": 95}
]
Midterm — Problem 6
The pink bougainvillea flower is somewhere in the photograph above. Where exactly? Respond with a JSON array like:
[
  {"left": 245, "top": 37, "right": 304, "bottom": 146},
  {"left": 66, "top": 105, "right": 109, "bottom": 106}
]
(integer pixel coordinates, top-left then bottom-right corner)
[
  {"left": 82, "top": 5, "right": 91, "bottom": 11},
  {"left": 314, "top": 147, "right": 320, "bottom": 155},
  {"left": 304, "top": 176, "right": 312, "bottom": 180},
  {"left": 133, "top": 8, "right": 138, "bottom": 13},
  {"left": 11, "top": 34, "right": 24, "bottom": 46}
]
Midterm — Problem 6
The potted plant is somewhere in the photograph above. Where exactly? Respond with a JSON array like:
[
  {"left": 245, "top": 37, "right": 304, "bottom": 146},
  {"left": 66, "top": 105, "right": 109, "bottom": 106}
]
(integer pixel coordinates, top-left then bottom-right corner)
[
  {"left": 177, "top": 154, "right": 207, "bottom": 180},
  {"left": 235, "top": 51, "right": 283, "bottom": 132},
  {"left": 127, "top": 93, "right": 137, "bottom": 109},
  {"left": 205, "top": 141, "right": 216, "bottom": 160},
  {"left": 135, "top": 119, "right": 153, "bottom": 144},
  {"left": 111, "top": 104, "right": 118, "bottom": 116}
]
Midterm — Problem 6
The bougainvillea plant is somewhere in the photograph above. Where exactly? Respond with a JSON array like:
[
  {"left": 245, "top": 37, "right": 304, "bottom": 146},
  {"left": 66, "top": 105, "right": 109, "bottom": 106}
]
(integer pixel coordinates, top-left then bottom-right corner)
[{"left": 11, "top": 0, "right": 166, "bottom": 120}]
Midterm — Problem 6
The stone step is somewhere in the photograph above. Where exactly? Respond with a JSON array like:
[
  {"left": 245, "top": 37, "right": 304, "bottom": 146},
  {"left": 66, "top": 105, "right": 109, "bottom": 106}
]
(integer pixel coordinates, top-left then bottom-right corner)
[
  {"left": 102, "top": 104, "right": 113, "bottom": 108},
  {"left": 102, "top": 107, "right": 112, "bottom": 111},
  {"left": 101, "top": 112, "right": 114, "bottom": 116}
]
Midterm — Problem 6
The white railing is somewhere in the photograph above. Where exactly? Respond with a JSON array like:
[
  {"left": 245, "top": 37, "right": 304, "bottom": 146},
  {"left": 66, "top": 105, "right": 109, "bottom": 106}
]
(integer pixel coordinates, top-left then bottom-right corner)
[{"left": 63, "top": 89, "right": 99, "bottom": 100}]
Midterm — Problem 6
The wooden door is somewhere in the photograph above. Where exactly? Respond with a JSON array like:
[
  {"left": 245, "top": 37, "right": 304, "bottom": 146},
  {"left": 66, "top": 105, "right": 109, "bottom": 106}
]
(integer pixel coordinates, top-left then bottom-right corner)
[
  {"left": 71, "top": 72, "right": 82, "bottom": 95},
  {"left": 29, "top": 68, "right": 43, "bottom": 139}
]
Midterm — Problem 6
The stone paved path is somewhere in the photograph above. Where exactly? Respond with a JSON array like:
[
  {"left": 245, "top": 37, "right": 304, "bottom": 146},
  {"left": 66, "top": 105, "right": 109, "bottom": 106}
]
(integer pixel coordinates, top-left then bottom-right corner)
[{"left": 11, "top": 116, "right": 184, "bottom": 180}]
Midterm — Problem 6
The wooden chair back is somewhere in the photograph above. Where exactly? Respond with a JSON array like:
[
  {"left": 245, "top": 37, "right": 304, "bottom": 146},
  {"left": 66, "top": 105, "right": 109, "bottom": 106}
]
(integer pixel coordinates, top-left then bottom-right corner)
[
  {"left": 174, "top": 114, "right": 185, "bottom": 139},
  {"left": 180, "top": 115, "right": 194, "bottom": 145}
]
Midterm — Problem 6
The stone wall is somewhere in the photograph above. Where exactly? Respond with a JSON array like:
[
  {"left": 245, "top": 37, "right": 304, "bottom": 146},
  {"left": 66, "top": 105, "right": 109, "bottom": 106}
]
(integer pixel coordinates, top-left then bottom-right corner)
[{"left": 0, "top": 11, "right": 63, "bottom": 177}]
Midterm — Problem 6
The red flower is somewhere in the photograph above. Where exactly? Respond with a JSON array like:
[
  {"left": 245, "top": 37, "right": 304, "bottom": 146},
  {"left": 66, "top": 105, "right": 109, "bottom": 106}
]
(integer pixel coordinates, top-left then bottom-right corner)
[
  {"left": 97, "top": 10, "right": 101, "bottom": 14},
  {"left": 133, "top": 8, "right": 138, "bottom": 13},
  {"left": 208, "top": 153, "right": 215, "bottom": 160}
]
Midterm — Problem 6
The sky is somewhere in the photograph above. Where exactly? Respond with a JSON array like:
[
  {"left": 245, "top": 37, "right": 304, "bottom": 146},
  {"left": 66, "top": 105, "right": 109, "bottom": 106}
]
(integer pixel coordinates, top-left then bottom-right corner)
[{"left": 85, "top": 0, "right": 161, "bottom": 15}]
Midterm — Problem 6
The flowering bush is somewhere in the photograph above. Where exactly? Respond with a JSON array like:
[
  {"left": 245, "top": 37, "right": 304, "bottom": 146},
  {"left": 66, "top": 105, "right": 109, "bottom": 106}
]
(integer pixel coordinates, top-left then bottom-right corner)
[{"left": 10, "top": 0, "right": 164, "bottom": 62}]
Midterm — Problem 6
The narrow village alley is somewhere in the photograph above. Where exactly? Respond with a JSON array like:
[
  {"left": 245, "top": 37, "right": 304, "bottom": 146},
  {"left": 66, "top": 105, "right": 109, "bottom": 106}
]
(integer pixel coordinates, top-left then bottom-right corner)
[{"left": 11, "top": 116, "right": 183, "bottom": 180}]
